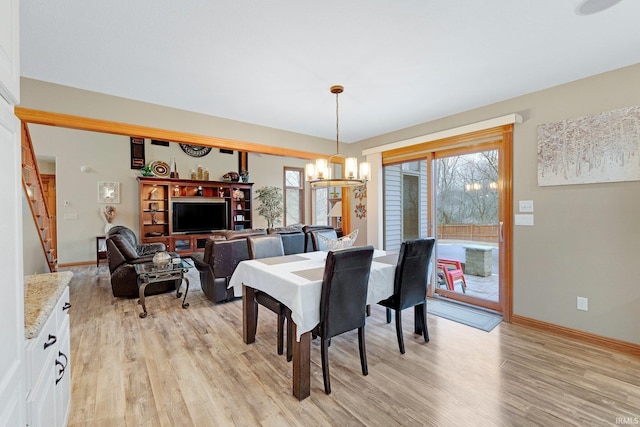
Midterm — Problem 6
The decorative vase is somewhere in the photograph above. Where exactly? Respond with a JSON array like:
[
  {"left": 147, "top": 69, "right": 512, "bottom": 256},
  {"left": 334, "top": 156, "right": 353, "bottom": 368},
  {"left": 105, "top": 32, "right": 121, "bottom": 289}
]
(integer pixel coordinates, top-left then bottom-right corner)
[{"left": 153, "top": 251, "right": 171, "bottom": 266}]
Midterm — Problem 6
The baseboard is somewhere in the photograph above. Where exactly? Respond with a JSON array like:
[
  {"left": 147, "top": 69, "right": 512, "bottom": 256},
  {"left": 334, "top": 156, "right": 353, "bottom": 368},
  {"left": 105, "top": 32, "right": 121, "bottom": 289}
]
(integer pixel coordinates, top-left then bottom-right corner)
[
  {"left": 512, "top": 314, "right": 640, "bottom": 357},
  {"left": 58, "top": 260, "right": 96, "bottom": 268}
]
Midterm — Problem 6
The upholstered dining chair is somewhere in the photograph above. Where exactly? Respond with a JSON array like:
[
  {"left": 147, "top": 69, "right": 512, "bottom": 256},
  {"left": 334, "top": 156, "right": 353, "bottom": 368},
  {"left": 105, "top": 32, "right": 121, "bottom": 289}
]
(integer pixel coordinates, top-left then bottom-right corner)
[
  {"left": 377, "top": 238, "right": 436, "bottom": 354},
  {"left": 313, "top": 245, "right": 375, "bottom": 394},
  {"left": 309, "top": 229, "right": 338, "bottom": 251},
  {"left": 247, "top": 234, "right": 292, "bottom": 361}
]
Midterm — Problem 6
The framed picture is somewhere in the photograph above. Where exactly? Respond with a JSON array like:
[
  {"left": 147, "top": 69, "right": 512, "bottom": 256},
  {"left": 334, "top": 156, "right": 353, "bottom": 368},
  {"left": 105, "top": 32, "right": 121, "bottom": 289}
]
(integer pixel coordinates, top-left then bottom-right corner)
[
  {"left": 98, "top": 181, "right": 120, "bottom": 204},
  {"left": 130, "top": 137, "right": 145, "bottom": 169}
]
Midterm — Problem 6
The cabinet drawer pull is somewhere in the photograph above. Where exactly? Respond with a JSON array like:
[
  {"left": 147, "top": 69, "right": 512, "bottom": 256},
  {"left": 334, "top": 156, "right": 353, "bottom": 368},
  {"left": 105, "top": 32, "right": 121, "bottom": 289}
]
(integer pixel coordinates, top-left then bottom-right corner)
[
  {"left": 58, "top": 351, "right": 68, "bottom": 368},
  {"left": 55, "top": 360, "right": 65, "bottom": 384},
  {"left": 55, "top": 351, "right": 68, "bottom": 385},
  {"left": 43, "top": 334, "right": 57, "bottom": 350},
  {"left": 63, "top": 302, "right": 72, "bottom": 311}
]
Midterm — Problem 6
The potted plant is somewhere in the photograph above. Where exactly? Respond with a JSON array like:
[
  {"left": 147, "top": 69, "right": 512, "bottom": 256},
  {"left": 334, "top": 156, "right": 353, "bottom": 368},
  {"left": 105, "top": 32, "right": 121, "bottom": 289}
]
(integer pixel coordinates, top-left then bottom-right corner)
[
  {"left": 140, "top": 164, "right": 154, "bottom": 177},
  {"left": 255, "top": 186, "right": 283, "bottom": 229}
]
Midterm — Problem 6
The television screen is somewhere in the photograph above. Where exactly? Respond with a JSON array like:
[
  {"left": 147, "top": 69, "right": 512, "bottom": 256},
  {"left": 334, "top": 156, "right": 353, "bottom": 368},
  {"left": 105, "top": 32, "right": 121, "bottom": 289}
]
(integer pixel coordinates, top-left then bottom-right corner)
[{"left": 172, "top": 199, "right": 227, "bottom": 233}]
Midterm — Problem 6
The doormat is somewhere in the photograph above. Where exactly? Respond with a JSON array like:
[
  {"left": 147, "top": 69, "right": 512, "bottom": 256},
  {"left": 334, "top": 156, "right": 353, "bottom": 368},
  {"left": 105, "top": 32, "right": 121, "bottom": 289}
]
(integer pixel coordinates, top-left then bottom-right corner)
[{"left": 427, "top": 299, "right": 502, "bottom": 332}]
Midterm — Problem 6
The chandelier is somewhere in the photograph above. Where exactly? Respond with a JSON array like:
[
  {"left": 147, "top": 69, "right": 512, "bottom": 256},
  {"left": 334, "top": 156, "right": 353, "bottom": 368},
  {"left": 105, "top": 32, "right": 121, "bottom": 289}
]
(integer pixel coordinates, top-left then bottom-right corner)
[{"left": 306, "top": 85, "right": 369, "bottom": 188}]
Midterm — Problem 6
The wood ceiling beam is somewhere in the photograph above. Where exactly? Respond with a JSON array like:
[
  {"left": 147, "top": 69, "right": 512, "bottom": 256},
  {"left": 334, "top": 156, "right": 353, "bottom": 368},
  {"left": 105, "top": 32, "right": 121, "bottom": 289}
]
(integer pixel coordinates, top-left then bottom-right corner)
[{"left": 15, "top": 107, "right": 326, "bottom": 161}]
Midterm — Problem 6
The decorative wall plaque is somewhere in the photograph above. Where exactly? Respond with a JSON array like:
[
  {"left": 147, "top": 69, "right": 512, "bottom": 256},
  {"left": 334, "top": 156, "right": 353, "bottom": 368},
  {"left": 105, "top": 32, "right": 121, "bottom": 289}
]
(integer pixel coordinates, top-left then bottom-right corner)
[
  {"left": 179, "top": 143, "right": 212, "bottom": 157},
  {"left": 98, "top": 181, "right": 120, "bottom": 204},
  {"left": 130, "top": 137, "right": 145, "bottom": 169}
]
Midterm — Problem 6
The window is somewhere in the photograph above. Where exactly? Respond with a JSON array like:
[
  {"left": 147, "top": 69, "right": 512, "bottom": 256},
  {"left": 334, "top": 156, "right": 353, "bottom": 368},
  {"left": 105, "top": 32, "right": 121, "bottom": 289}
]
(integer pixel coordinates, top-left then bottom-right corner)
[{"left": 284, "top": 167, "right": 304, "bottom": 225}]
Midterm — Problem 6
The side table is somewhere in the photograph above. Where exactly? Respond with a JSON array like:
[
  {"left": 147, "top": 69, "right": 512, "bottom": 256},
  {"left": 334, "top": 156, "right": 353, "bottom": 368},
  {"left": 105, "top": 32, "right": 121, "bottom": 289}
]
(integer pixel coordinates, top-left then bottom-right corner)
[
  {"left": 96, "top": 236, "right": 107, "bottom": 267},
  {"left": 134, "top": 258, "right": 193, "bottom": 318}
]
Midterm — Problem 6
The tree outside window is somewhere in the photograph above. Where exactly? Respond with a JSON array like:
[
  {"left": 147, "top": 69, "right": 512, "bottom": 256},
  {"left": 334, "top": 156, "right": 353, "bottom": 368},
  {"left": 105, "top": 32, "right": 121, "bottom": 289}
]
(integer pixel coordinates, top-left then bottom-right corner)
[{"left": 284, "top": 167, "right": 304, "bottom": 225}]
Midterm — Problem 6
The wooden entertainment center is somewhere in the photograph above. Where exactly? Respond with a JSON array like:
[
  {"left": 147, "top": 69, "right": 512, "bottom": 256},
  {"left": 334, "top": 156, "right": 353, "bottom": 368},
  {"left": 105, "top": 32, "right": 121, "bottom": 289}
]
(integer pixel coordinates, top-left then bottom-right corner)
[{"left": 138, "top": 177, "right": 253, "bottom": 254}]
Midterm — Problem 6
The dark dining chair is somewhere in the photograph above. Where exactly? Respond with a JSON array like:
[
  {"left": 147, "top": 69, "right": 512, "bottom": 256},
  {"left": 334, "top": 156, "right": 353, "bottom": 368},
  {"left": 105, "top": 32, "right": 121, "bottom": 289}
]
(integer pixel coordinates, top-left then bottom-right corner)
[
  {"left": 313, "top": 245, "right": 375, "bottom": 394},
  {"left": 377, "top": 238, "right": 435, "bottom": 354},
  {"left": 247, "top": 234, "right": 292, "bottom": 361},
  {"left": 310, "top": 229, "right": 338, "bottom": 251}
]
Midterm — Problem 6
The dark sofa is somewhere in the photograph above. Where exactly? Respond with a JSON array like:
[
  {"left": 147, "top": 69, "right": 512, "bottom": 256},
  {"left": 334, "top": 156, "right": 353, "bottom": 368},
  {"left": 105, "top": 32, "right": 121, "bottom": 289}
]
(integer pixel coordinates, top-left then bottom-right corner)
[
  {"left": 191, "top": 225, "right": 335, "bottom": 303},
  {"left": 268, "top": 225, "right": 305, "bottom": 255},
  {"left": 106, "top": 225, "right": 179, "bottom": 298},
  {"left": 191, "top": 229, "right": 268, "bottom": 303}
]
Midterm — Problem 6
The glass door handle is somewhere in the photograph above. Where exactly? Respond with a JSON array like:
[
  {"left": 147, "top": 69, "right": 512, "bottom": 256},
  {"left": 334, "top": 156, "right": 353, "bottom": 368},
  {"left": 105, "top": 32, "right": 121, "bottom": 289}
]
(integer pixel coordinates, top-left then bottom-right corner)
[{"left": 499, "top": 221, "right": 504, "bottom": 243}]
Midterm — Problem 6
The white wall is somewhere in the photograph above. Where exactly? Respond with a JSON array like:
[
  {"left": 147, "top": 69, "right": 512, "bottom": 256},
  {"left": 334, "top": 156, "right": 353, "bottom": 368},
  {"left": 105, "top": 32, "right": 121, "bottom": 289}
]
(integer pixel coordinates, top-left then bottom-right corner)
[{"left": 355, "top": 63, "right": 640, "bottom": 345}]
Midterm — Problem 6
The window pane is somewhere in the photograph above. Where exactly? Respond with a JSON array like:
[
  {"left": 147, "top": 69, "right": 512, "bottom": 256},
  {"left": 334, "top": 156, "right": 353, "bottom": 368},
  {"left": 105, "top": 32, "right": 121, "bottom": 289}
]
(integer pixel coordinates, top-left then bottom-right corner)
[
  {"left": 314, "top": 188, "right": 328, "bottom": 225},
  {"left": 286, "top": 170, "right": 300, "bottom": 187},
  {"left": 283, "top": 167, "right": 304, "bottom": 226},
  {"left": 286, "top": 188, "right": 301, "bottom": 224}
]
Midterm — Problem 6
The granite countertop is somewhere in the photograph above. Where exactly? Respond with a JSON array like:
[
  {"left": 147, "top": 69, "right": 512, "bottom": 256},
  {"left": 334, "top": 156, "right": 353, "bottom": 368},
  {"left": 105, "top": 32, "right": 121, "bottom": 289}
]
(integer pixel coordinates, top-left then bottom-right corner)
[{"left": 24, "top": 271, "right": 74, "bottom": 340}]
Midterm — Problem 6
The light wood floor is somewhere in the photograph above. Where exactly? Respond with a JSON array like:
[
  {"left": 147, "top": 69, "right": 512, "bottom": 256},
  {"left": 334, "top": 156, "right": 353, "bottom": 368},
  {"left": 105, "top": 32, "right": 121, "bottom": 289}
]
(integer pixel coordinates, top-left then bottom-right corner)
[{"left": 64, "top": 265, "right": 640, "bottom": 426}]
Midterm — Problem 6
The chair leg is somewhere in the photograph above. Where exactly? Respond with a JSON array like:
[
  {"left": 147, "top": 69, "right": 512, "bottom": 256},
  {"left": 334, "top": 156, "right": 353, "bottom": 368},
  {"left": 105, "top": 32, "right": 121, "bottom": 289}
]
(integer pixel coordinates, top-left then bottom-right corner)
[
  {"left": 276, "top": 312, "right": 284, "bottom": 355},
  {"left": 395, "top": 309, "right": 405, "bottom": 354},
  {"left": 414, "top": 305, "right": 422, "bottom": 334},
  {"left": 358, "top": 326, "right": 368, "bottom": 376},
  {"left": 321, "top": 337, "right": 331, "bottom": 394},
  {"left": 366, "top": 304, "right": 371, "bottom": 317},
  {"left": 386, "top": 308, "right": 391, "bottom": 323},
  {"left": 417, "top": 302, "right": 429, "bottom": 342},
  {"left": 285, "top": 309, "right": 293, "bottom": 362}
]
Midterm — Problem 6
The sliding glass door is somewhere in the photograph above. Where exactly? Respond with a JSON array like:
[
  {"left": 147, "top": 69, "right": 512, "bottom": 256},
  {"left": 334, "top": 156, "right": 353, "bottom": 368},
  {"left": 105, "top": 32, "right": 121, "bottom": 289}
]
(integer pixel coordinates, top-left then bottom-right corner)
[
  {"left": 382, "top": 126, "right": 512, "bottom": 316},
  {"left": 434, "top": 147, "right": 501, "bottom": 311}
]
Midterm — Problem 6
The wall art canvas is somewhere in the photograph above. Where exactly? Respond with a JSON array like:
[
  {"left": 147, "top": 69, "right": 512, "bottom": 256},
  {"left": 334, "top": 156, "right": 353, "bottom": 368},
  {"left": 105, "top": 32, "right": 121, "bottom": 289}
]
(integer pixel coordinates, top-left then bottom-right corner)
[
  {"left": 537, "top": 104, "right": 640, "bottom": 186},
  {"left": 98, "top": 181, "right": 120, "bottom": 204}
]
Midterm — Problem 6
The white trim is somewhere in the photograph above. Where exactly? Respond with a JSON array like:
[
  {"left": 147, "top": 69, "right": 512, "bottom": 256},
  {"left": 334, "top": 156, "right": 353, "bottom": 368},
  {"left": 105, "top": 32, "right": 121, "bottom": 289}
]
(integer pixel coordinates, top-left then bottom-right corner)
[{"left": 362, "top": 113, "right": 522, "bottom": 156}]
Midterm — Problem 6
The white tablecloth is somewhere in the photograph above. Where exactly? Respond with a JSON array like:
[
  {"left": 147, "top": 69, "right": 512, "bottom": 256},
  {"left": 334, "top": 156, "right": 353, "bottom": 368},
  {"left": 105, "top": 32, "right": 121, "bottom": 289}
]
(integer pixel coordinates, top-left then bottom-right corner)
[{"left": 229, "top": 250, "right": 396, "bottom": 340}]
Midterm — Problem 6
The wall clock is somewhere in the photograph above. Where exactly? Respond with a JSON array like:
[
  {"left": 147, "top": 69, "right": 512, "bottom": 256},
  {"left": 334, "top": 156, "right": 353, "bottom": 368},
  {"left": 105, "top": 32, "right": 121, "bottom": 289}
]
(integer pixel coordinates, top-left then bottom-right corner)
[{"left": 179, "top": 143, "right": 212, "bottom": 157}]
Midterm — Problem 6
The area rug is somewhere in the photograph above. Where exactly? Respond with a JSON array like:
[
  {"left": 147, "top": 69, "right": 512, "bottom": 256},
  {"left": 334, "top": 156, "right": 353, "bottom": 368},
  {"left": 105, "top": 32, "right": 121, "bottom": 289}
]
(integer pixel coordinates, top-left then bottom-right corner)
[{"left": 427, "top": 299, "right": 502, "bottom": 332}]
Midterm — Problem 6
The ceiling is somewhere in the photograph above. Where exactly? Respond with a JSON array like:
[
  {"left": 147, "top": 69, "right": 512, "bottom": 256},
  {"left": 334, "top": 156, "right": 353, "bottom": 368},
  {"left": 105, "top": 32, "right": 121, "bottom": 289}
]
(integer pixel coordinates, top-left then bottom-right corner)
[{"left": 19, "top": 0, "right": 640, "bottom": 143}]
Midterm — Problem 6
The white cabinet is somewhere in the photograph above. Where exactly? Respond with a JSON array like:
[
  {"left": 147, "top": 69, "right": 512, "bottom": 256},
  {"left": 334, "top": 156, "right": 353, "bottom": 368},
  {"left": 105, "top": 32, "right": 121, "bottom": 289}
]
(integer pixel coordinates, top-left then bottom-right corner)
[{"left": 25, "top": 287, "right": 71, "bottom": 427}]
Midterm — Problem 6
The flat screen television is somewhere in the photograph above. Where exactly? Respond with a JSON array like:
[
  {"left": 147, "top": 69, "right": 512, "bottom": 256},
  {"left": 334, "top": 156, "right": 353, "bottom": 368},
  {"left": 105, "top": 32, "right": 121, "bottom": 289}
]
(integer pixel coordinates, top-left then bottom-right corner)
[{"left": 172, "top": 199, "right": 228, "bottom": 234}]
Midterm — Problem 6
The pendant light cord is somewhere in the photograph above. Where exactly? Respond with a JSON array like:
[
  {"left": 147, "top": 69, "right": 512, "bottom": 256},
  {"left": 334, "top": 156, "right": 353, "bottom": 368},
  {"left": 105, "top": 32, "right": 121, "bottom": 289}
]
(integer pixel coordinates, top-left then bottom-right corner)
[{"left": 335, "top": 89, "right": 340, "bottom": 155}]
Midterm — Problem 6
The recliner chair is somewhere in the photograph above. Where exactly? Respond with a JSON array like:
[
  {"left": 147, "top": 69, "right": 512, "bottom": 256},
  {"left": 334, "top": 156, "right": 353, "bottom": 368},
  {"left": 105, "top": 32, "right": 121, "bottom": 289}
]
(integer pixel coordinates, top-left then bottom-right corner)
[{"left": 106, "top": 226, "right": 179, "bottom": 298}]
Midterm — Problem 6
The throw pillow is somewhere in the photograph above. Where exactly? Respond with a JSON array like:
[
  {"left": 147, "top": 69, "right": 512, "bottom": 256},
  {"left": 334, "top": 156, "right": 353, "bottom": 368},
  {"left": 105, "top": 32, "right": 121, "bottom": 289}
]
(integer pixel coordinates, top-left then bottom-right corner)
[{"left": 318, "top": 229, "right": 359, "bottom": 250}]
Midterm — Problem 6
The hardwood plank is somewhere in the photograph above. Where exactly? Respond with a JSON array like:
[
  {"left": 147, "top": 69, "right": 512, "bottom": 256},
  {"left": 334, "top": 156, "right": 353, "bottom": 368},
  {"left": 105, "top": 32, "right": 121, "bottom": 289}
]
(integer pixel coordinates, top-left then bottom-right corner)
[{"left": 65, "top": 265, "right": 640, "bottom": 426}]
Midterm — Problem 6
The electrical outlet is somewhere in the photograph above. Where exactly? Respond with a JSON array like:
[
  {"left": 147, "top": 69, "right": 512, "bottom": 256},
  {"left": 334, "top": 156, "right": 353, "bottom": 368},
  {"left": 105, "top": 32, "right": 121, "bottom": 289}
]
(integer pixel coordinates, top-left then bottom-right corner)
[{"left": 577, "top": 296, "right": 588, "bottom": 311}]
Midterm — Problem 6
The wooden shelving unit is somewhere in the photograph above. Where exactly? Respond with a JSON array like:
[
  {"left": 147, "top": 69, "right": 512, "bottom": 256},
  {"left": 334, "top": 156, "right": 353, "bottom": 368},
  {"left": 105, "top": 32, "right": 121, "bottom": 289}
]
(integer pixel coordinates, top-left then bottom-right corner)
[{"left": 138, "top": 177, "right": 253, "bottom": 254}]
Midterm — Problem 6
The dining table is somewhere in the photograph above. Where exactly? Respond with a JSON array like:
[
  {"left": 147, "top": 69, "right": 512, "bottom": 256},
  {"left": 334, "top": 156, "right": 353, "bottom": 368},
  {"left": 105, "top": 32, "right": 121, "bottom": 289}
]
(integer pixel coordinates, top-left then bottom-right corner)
[{"left": 228, "top": 249, "right": 398, "bottom": 400}]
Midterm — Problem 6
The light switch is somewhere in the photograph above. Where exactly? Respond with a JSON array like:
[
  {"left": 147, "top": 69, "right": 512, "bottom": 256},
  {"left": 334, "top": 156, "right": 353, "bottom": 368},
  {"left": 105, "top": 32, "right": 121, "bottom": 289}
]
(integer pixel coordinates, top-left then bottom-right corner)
[
  {"left": 514, "top": 214, "right": 534, "bottom": 226},
  {"left": 519, "top": 200, "right": 534, "bottom": 212}
]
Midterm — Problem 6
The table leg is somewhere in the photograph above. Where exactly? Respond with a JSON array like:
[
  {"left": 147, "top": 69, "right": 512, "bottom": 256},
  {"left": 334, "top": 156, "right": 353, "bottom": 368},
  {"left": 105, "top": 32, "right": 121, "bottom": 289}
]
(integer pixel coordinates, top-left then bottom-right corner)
[
  {"left": 292, "top": 323, "right": 311, "bottom": 401},
  {"left": 138, "top": 282, "right": 149, "bottom": 318},
  {"left": 181, "top": 277, "right": 190, "bottom": 309},
  {"left": 242, "top": 285, "right": 257, "bottom": 344}
]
